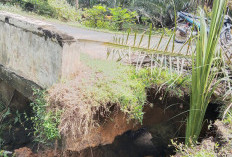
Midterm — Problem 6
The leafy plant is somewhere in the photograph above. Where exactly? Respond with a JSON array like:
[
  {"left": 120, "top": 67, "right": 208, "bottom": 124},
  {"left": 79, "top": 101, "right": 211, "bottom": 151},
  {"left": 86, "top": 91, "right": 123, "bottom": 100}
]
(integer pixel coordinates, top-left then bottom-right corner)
[
  {"left": 0, "top": 150, "right": 11, "bottom": 157},
  {"left": 83, "top": 0, "right": 194, "bottom": 27},
  {"left": 185, "top": 0, "right": 227, "bottom": 145},
  {"left": 29, "top": 89, "right": 61, "bottom": 146},
  {"left": 47, "top": 0, "right": 80, "bottom": 21},
  {"left": 6, "top": 0, "right": 80, "bottom": 21},
  {"left": 172, "top": 139, "right": 218, "bottom": 157},
  {"left": 0, "top": 101, "right": 11, "bottom": 149},
  {"left": 83, "top": 4, "right": 109, "bottom": 28},
  {"left": 223, "top": 103, "right": 232, "bottom": 125},
  {"left": 109, "top": 7, "right": 137, "bottom": 30}
]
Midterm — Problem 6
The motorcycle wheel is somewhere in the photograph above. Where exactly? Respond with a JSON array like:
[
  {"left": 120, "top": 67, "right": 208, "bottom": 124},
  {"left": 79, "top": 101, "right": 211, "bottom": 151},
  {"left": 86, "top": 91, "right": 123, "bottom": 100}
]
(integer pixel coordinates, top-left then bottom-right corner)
[
  {"left": 174, "top": 23, "right": 191, "bottom": 43},
  {"left": 220, "top": 29, "right": 232, "bottom": 47}
]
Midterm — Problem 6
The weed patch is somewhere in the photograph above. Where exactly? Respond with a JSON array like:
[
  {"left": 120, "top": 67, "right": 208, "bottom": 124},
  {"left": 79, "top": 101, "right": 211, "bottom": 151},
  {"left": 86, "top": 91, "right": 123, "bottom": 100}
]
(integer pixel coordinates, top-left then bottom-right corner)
[
  {"left": 80, "top": 53, "right": 147, "bottom": 122},
  {"left": 28, "top": 89, "right": 61, "bottom": 146},
  {"left": 47, "top": 53, "right": 190, "bottom": 148}
]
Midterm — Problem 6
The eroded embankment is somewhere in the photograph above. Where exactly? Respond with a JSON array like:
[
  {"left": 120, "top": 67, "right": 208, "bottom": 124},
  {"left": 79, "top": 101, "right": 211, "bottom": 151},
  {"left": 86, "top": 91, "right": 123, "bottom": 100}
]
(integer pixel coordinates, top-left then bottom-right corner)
[
  {"left": 0, "top": 51, "right": 229, "bottom": 157},
  {"left": 41, "top": 53, "right": 225, "bottom": 157}
]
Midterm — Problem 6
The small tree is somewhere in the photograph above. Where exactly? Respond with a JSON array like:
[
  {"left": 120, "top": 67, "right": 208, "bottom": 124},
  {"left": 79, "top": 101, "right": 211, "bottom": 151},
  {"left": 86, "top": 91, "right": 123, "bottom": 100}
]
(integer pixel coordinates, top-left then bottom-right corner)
[
  {"left": 83, "top": 4, "right": 107, "bottom": 28},
  {"left": 109, "top": 7, "right": 137, "bottom": 30}
]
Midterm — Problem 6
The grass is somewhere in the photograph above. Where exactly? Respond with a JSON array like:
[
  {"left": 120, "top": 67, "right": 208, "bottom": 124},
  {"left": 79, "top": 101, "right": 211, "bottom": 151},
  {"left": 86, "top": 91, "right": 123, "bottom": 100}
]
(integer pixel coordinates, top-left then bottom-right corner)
[
  {"left": 223, "top": 106, "right": 232, "bottom": 125},
  {"left": 185, "top": 0, "right": 227, "bottom": 145},
  {"left": 46, "top": 53, "right": 190, "bottom": 143},
  {"left": 81, "top": 53, "right": 190, "bottom": 121},
  {"left": 80, "top": 53, "right": 147, "bottom": 122},
  {"left": 224, "top": 112, "right": 232, "bottom": 125},
  {"left": 172, "top": 139, "right": 218, "bottom": 157}
]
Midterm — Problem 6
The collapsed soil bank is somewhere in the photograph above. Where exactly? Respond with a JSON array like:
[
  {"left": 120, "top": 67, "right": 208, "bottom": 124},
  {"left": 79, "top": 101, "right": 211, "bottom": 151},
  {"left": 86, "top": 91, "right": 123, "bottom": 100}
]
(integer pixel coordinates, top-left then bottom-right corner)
[
  {"left": 62, "top": 87, "right": 224, "bottom": 157},
  {"left": 0, "top": 79, "right": 224, "bottom": 157}
]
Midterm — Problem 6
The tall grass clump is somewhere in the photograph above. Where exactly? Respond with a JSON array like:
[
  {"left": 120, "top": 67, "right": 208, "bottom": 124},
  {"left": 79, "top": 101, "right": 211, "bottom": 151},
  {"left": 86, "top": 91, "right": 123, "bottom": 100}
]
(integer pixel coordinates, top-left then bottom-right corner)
[{"left": 185, "top": 0, "right": 227, "bottom": 145}]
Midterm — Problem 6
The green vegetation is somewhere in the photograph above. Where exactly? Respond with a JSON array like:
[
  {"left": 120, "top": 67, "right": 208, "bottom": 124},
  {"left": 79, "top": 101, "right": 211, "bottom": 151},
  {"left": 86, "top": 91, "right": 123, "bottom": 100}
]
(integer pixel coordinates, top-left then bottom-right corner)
[
  {"left": 81, "top": 53, "right": 190, "bottom": 122},
  {"left": 5, "top": 0, "right": 80, "bottom": 21},
  {"left": 109, "top": 7, "right": 137, "bottom": 30},
  {"left": 80, "top": 0, "right": 196, "bottom": 27},
  {"left": 223, "top": 104, "right": 232, "bottom": 125},
  {"left": 83, "top": 5, "right": 108, "bottom": 28},
  {"left": 80, "top": 53, "right": 146, "bottom": 122},
  {"left": 0, "top": 0, "right": 201, "bottom": 32},
  {"left": 0, "top": 103, "right": 9, "bottom": 148},
  {"left": 46, "top": 0, "right": 80, "bottom": 21},
  {"left": 0, "top": 99, "right": 26, "bottom": 151},
  {"left": 29, "top": 89, "right": 61, "bottom": 146},
  {"left": 83, "top": 5, "right": 137, "bottom": 30},
  {"left": 0, "top": 0, "right": 231, "bottom": 155},
  {"left": 185, "top": 0, "right": 227, "bottom": 145},
  {"left": 224, "top": 112, "right": 232, "bottom": 125},
  {"left": 0, "top": 150, "right": 10, "bottom": 157},
  {"left": 172, "top": 140, "right": 218, "bottom": 157}
]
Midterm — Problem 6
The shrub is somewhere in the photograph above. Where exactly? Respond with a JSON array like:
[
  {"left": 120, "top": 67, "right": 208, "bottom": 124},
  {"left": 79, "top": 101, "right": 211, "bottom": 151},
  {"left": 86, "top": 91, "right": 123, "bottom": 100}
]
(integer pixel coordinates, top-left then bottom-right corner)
[
  {"left": 109, "top": 7, "right": 137, "bottom": 30},
  {"left": 47, "top": 0, "right": 80, "bottom": 21},
  {"left": 7, "top": 0, "right": 80, "bottom": 21},
  {"left": 83, "top": 5, "right": 137, "bottom": 30},
  {"left": 83, "top": 4, "right": 109, "bottom": 28},
  {"left": 172, "top": 139, "right": 218, "bottom": 157}
]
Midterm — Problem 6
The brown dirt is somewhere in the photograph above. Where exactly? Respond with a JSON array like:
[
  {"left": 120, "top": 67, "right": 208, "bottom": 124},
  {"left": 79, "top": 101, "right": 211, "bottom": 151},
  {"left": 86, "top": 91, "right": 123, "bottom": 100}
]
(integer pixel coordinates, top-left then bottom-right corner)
[
  {"left": 14, "top": 147, "right": 61, "bottom": 157},
  {"left": 48, "top": 69, "right": 190, "bottom": 153},
  {"left": 47, "top": 62, "right": 140, "bottom": 152},
  {"left": 173, "top": 120, "right": 232, "bottom": 157},
  {"left": 46, "top": 58, "right": 190, "bottom": 155},
  {"left": 64, "top": 110, "right": 138, "bottom": 152},
  {"left": 14, "top": 147, "right": 35, "bottom": 157}
]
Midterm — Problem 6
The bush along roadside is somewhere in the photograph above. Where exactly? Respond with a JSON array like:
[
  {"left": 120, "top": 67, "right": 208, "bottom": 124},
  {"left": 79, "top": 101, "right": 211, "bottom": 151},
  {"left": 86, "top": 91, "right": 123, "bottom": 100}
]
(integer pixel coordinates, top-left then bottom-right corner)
[
  {"left": 82, "top": 4, "right": 137, "bottom": 31},
  {"left": 5, "top": 0, "right": 80, "bottom": 21}
]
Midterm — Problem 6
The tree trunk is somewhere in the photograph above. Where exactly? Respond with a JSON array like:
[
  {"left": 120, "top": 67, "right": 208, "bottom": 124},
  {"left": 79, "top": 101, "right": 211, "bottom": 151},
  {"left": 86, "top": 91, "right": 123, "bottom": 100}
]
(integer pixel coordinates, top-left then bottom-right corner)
[{"left": 75, "top": 0, "right": 79, "bottom": 9}]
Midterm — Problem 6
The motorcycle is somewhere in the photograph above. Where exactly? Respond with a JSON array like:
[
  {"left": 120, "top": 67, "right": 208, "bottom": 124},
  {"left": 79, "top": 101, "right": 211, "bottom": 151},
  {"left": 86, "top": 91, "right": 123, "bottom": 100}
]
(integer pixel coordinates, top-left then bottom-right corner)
[{"left": 174, "top": 8, "right": 232, "bottom": 46}]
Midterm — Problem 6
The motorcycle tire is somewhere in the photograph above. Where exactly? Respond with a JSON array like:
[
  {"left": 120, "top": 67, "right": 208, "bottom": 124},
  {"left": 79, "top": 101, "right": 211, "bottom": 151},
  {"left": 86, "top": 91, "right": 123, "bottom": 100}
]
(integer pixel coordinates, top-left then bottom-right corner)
[
  {"left": 220, "top": 29, "right": 232, "bottom": 47},
  {"left": 174, "top": 23, "right": 191, "bottom": 44}
]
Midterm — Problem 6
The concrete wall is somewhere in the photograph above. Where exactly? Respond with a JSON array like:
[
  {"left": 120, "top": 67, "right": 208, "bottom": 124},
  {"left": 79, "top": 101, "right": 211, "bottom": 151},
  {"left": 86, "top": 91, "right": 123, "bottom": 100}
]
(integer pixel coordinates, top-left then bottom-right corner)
[{"left": 0, "top": 12, "right": 80, "bottom": 89}]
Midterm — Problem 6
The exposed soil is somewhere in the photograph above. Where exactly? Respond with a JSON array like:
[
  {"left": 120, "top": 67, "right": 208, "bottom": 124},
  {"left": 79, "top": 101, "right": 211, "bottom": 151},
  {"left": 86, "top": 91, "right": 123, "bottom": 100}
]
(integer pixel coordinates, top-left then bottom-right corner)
[
  {"left": 0, "top": 64, "right": 226, "bottom": 157},
  {"left": 0, "top": 85, "right": 224, "bottom": 157},
  {"left": 14, "top": 147, "right": 61, "bottom": 157}
]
